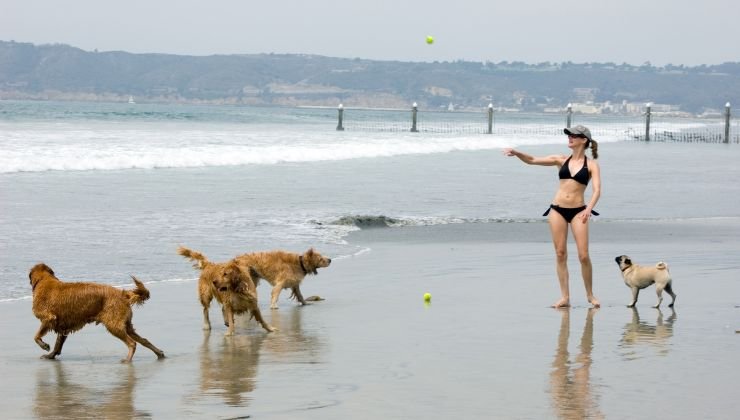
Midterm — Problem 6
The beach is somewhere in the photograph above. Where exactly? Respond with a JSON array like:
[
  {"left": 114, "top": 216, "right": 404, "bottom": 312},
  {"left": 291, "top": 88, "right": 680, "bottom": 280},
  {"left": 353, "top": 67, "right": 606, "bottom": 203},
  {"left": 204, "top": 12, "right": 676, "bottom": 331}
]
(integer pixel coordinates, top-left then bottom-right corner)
[
  {"left": 2, "top": 101, "right": 740, "bottom": 419},
  {"left": 2, "top": 219, "right": 740, "bottom": 419}
]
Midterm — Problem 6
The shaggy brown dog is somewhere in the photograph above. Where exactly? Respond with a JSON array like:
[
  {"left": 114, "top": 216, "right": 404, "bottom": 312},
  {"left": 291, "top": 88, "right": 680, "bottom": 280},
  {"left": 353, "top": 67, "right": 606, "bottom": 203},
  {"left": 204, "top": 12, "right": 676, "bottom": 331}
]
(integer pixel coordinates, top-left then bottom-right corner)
[
  {"left": 178, "top": 247, "right": 275, "bottom": 335},
  {"left": 29, "top": 263, "right": 165, "bottom": 362},
  {"left": 236, "top": 248, "right": 331, "bottom": 309}
]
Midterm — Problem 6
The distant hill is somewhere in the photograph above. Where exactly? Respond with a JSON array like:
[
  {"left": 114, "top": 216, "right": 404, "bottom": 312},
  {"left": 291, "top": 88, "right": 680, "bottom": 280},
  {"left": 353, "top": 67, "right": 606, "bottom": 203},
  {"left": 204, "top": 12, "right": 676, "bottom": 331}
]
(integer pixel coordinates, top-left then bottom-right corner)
[{"left": 1, "top": 40, "right": 739, "bottom": 113}]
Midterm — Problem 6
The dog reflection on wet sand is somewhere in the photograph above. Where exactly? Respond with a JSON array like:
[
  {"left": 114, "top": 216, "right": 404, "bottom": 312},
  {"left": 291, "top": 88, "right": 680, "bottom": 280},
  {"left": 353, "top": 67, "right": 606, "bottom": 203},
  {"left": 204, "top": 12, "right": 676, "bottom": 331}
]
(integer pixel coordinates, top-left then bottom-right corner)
[
  {"left": 34, "top": 361, "right": 148, "bottom": 419},
  {"left": 620, "top": 307, "right": 677, "bottom": 358},
  {"left": 549, "top": 309, "right": 603, "bottom": 420},
  {"left": 195, "top": 330, "right": 266, "bottom": 407},
  {"left": 261, "top": 307, "right": 324, "bottom": 361}
]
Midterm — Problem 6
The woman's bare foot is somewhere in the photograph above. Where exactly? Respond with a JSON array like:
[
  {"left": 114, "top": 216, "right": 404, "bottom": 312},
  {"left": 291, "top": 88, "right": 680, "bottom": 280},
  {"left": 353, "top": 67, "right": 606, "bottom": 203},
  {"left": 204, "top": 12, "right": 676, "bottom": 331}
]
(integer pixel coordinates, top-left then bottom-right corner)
[
  {"left": 587, "top": 295, "right": 600, "bottom": 308},
  {"left": 551, "top": 297, "right": 570, "bottom": 308}
]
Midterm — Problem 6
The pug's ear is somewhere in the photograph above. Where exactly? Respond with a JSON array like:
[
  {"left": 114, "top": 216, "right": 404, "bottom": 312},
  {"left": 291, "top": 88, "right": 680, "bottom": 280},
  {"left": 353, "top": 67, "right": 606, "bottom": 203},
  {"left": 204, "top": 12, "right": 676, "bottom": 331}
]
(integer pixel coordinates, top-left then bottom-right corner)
[{"left": 625, "top": 257, "right": 632, "bottom": 265}]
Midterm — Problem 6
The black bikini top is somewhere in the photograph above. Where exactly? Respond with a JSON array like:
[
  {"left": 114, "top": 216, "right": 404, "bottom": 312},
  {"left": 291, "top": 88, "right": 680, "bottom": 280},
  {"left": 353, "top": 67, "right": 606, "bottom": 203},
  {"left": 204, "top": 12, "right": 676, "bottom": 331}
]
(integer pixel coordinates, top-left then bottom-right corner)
[{"left": 559, "top": 156, "right": 590, "bottom": 185}]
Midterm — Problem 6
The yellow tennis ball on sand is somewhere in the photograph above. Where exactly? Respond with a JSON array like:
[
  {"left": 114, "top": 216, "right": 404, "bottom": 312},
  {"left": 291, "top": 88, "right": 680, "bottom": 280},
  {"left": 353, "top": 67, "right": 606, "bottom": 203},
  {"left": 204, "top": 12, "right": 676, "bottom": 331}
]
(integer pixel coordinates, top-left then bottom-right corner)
[
  {"left": 424, "top": 292, "right": 432, "bottom": 302},
  {"left": 426, "top": 36, "right": 434, "bottom": 45}
]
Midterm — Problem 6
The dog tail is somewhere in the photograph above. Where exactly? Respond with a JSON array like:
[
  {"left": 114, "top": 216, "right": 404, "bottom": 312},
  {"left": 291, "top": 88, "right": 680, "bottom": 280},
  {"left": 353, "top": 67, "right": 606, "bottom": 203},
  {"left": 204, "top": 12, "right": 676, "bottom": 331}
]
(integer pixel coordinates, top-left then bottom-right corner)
[
  {"left": 177, "top": 246, "right": 210, "bottom": 269},
  {"left": 656, "top": 261, "right": 668, "bottom": 271},
  {"left": 125, "top": 276, "right": 150, "bottom": 306}
]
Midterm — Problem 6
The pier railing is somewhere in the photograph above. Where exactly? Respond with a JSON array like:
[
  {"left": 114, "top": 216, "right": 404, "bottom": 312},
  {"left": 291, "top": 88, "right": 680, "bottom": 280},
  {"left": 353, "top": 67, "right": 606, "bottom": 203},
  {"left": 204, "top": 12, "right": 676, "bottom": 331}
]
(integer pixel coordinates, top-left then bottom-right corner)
[{"left": 333, "top": 102, "right": 739, "bottom": 144}]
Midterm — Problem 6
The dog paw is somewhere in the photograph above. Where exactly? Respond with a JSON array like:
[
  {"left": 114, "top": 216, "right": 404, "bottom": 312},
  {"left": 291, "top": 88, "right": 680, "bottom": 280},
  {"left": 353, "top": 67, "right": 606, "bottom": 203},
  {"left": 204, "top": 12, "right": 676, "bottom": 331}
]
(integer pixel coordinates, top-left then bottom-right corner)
[
  {"left": 40, "top": 353, "right": 56, "bottom": 360},
  {"left": 40, "top": 343, "right": 50, "bottom": 351}
]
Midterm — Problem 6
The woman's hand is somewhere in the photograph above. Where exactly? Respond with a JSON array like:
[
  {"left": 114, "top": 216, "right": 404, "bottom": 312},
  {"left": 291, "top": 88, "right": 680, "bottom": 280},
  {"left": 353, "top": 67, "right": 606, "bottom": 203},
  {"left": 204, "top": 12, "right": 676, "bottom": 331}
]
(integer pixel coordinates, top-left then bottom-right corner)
[
  {"left": 579, "top": 208, "right": 592, "bottom": 224},
  {"left": 503, "top": 148, "right": 517, "bottom": 157}
]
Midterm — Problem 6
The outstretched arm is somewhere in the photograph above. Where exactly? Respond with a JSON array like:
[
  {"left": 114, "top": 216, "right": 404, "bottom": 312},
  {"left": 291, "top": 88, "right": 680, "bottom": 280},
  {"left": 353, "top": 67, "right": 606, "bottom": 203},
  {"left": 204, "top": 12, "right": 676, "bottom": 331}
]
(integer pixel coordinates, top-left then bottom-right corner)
[
  {"left": 503, "top": 148, "right": 562, "bottom": 166},
  {"left": 579, "top": 160, "right": 601, "bottom": 223}
]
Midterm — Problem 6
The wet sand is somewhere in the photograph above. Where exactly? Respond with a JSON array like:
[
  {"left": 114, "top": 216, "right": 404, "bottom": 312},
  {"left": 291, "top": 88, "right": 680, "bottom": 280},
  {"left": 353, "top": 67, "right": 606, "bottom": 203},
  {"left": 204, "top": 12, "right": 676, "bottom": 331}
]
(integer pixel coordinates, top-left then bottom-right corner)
[{"left": 1, "top": 220, "right": 740, "bottom": 419}]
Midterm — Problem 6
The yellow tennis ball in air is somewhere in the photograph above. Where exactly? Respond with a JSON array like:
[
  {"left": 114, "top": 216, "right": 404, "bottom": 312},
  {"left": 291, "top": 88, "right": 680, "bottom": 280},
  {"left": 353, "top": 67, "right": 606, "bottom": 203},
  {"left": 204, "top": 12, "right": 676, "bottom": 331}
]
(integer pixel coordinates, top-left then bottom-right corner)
[
  {"left": 426, "top": 36, "right": 434, "bottom": 45},
  {"left": 424, "top": 292, "right": 432, "bottom": 302}
]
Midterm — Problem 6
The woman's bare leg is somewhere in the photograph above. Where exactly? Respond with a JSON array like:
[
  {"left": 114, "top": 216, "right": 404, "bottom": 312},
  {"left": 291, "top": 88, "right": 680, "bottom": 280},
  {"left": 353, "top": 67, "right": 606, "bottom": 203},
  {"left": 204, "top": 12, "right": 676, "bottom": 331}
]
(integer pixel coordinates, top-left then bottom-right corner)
[
  {"left": 548, "top": 212, "right": 570, "bottom": 307},
  {"left": 571, "top": 216, "right": 600, "bottom": 307}
]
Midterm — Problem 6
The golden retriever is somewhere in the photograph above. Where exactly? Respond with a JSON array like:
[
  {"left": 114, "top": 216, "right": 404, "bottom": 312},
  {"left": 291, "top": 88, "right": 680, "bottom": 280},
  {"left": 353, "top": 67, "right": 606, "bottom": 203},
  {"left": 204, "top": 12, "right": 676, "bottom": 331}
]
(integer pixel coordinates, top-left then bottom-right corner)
[
  {"left": 177, "top": 246, "right": 275, "bottom": 335},
  {"left": 29, "top": 263, "right": 165, "bottom": 362},
  {"left": 236, "top": 248, "right": 331, "bottom": 309}
]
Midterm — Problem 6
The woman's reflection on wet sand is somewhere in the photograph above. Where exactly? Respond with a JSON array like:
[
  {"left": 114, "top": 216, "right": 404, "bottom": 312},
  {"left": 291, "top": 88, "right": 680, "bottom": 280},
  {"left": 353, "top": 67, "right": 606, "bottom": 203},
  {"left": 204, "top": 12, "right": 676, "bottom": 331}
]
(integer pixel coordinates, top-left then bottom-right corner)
[
  {"left": 549, "top": 308, "right": 603, "bottom": 420},
  {"left": 620, "top": 307, "right": 677, "bottom": 359},
  {"left": 34, "top": 362, "right": 148, "bottom": 419}
]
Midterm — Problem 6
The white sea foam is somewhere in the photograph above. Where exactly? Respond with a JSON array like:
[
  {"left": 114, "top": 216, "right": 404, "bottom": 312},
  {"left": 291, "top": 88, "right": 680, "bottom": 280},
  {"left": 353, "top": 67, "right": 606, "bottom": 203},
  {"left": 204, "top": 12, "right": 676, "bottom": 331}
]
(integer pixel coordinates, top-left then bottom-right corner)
[{"left": 0, "top": 121, "right": 633, "bottom": 173}]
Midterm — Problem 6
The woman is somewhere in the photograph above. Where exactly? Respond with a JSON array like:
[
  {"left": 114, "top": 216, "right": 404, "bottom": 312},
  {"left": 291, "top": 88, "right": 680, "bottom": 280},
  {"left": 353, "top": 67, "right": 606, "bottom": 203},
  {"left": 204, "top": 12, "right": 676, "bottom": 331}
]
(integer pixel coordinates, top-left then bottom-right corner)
[{"left": 503, "top": 125, "right": 601, "bottom": 308}]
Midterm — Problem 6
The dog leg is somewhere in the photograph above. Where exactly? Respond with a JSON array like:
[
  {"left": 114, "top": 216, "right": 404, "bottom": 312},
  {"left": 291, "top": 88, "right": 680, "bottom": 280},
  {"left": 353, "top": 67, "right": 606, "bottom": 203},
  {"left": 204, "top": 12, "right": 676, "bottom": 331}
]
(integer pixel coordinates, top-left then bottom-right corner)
[
  {"left": 270, "top": 285, "right": 282, "bottom": 309},
  {"left": 291, "top": 286, "right": 309, "bottom": 306},
  {"left": 41, "top": 334, "right": 68, "bottom": 360},
  {"left": 252, "top": 307, "right": 276, "bottom": 333},
  {"left": 34, "top": 324, "right": 51, "bottom": 351},
  {"left": 106, "top": 325, "right": 137, "bottom": 363},
  {"left": 127, "top": 324, "right": 165, "bottom": 359},
  {"left": 665, "top": 282, "right": 677, "bottom": 307},
  {"left": 202, "top": 305, "right": 212, "bottom": 331},
  {"left": 221, "top": 306, "right": 229, "bottom": 328},
  {"left": 654, "top": 286, "right": 664, "bottom": 308},
  {"left": 224, "top": 306, "right": 236, "bottom": 336},
  {"left": 628, "top": 287, "right": 640, "bottom": 307},
  {"left": 200, "top": 286, "right": 213, "bottom": 331}
]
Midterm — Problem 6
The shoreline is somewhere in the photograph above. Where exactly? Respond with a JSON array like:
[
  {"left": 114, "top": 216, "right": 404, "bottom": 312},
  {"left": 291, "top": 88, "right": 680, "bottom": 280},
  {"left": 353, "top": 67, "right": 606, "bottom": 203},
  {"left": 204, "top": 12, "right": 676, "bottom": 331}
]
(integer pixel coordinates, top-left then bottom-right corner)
[{"left": 2, "top": 216, "right": 740, "bottom": 305}]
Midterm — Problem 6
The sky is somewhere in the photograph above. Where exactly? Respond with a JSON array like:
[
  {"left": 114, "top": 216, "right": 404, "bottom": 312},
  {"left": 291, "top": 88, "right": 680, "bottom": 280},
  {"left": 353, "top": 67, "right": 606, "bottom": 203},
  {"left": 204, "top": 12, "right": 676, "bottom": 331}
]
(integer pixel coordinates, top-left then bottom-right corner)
[{"left": 2, "top": 0, "right": 738, "bottom": 66}]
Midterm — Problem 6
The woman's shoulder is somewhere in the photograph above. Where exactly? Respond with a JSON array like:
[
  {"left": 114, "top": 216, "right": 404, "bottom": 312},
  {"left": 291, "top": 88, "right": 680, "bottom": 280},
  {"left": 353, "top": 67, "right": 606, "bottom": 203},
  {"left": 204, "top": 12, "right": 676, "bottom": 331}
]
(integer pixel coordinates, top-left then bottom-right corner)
[{"left": 552, "top": 154, "right": 569, "bottom": 165}]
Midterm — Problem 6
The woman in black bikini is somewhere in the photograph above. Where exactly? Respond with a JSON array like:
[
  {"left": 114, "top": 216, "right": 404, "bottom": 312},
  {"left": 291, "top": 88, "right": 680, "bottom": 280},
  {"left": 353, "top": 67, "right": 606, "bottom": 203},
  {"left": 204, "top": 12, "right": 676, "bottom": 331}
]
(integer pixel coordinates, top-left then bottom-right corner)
[{"left": 503, "top": 125, "right": 601, "bottom": 308}]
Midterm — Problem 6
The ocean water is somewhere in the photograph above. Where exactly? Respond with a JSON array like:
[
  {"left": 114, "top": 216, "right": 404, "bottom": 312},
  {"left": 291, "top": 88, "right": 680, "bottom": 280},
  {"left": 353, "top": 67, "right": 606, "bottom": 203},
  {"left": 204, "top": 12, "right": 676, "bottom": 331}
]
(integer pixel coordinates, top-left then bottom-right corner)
[{"left": 1, "top": 100, "right": 739, "bottom": 302}]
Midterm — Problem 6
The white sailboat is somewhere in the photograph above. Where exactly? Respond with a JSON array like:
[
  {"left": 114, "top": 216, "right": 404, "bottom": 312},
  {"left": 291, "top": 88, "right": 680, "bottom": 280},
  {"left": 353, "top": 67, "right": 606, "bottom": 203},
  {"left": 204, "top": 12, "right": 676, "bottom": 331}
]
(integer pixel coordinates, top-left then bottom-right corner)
[{"left": 128, "top": 95, "right": 136, "bottom": 104}]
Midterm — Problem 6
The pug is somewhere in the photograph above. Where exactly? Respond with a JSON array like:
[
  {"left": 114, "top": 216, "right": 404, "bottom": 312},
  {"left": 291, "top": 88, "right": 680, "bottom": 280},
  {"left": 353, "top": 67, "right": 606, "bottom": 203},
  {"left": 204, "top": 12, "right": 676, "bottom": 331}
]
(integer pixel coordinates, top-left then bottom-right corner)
[{"left": 614, "top": 255, "right": 677, "bottom": 308}]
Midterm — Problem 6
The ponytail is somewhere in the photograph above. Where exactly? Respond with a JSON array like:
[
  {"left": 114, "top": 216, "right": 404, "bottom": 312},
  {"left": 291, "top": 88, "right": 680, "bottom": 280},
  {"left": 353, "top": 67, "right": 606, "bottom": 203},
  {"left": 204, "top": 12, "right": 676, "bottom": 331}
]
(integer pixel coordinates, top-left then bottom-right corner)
[{"left": 589, "top": 139, "right": 599, "bottom": 159}]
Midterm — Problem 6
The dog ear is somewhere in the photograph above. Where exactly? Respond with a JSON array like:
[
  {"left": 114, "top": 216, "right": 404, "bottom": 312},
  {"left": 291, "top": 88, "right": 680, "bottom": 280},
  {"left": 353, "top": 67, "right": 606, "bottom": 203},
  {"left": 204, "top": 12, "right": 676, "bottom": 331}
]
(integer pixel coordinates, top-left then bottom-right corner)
[
  {"left": 29, "top": 263, "right": 53, "bottom": 281},
  {"left": 306, "top": 248, "right": 315, "bottom": 256},
  {"left": 625, "top": 257, "right": 632, "bottom": 265},
  {"left": 226, "top": 263, "right": 248, "bottom": 293}
]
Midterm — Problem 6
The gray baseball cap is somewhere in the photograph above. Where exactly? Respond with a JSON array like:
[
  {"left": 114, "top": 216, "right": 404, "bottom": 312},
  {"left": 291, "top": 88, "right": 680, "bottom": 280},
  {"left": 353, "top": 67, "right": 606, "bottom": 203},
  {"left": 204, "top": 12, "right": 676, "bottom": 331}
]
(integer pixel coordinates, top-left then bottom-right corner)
[{"left": 564, "top": 125, "right": 592, "bottom": 142}]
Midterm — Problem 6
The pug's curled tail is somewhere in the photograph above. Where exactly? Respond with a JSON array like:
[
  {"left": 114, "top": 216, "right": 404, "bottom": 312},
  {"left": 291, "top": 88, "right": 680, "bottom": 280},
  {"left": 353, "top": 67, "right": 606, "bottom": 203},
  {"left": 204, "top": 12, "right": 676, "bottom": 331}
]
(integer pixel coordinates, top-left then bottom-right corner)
[{"left": 656, "top": 261, "right": 669, "bottom": 271}]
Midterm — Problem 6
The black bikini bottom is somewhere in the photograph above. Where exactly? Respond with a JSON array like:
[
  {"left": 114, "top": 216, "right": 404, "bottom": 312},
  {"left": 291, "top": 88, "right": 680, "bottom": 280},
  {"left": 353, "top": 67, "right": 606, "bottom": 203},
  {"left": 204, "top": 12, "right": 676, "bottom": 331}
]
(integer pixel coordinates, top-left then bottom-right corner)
[{"left": 543, "top": 205, "right": 600, "bottom": 223}]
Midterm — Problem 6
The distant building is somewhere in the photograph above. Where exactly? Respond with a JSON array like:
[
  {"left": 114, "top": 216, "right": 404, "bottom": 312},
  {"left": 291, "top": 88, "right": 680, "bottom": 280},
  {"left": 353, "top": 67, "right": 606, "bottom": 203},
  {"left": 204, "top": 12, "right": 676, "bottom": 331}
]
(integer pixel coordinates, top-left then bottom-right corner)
[{"left": 572, "top": 88, "right": 597, "bottom": 103}]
